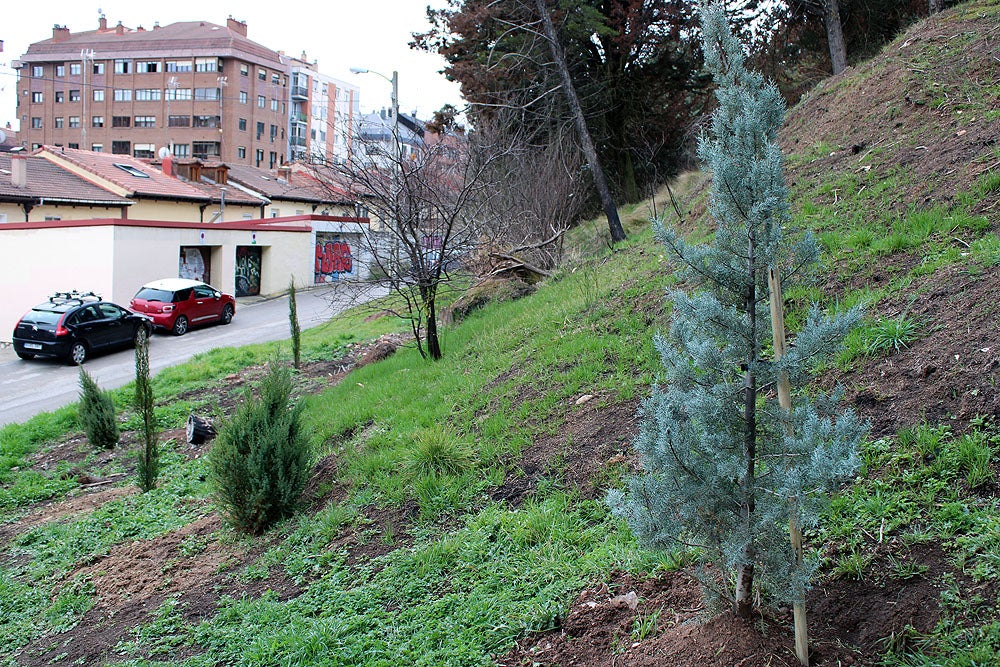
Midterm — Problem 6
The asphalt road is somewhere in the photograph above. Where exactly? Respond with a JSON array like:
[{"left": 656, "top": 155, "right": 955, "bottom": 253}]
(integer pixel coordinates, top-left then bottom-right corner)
[{"left": 0, "top": 284, "right": 383, "bottom": 427}]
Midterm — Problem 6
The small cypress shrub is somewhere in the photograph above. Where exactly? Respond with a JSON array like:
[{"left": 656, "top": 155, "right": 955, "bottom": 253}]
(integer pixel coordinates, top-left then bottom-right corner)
[
  {"left": 288, "top": 279, "right": 302, "bottom": 369},
  {"left": 134, "top": 328, "right": 159, "bottom": 492},
  {"left": 209, "top": 363, "right": 311, "bottom": 534},
  {"left": 78, "top": 367, "right": 119, "bottom": 449}
]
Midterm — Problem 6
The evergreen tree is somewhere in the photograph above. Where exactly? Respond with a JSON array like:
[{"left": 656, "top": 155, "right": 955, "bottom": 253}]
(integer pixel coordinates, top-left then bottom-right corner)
[
  {"left": 209, "top": 363, "right": 311, "bottom": 534},
  {"left": 134, "top": 328, "right": 159, "bottom": 492},
  {"left": 608, "top": 2, "right": 868, "bottom": 618},
  {"left": 78, "top": 367, "right": 119, "bottom": 450},
  {"left": 288, "top": 279, "right": 301, "bottom": 370}
]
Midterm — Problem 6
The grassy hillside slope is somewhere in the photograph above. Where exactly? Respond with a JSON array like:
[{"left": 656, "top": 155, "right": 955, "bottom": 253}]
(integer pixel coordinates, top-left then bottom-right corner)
[{"left": 1, "top": 2, "right": 999, "bottom": 666}]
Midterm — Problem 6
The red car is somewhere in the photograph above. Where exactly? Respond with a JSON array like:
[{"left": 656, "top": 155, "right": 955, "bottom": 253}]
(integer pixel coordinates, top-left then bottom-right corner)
[{"left": 130, "top": 279, "right": 235, "bottom": 335}]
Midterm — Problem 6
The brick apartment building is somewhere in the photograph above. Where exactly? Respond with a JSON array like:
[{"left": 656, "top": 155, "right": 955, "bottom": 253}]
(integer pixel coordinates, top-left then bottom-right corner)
[{"left": 15, "top": 16, "right": 295, "bottom": 167}]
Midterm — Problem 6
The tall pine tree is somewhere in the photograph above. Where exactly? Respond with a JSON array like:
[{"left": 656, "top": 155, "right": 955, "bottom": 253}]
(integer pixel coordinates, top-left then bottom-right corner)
[{"left": 608, "top": 2, "right": 867, "bottom": 618}]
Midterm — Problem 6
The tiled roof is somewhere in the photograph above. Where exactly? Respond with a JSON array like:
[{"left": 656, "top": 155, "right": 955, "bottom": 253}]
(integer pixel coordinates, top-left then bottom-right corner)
[
  {"left": 36, "top": 146, "right": 211, "bottom": 201},
  {"left": 0, "top": 154, "right": 132, "bottom": 205},
  {"left": 22, "top": 21, "right": 286, "bottom": 69},
  {"left": 225, "top": 164, "right": 352, "bottom": 204}
]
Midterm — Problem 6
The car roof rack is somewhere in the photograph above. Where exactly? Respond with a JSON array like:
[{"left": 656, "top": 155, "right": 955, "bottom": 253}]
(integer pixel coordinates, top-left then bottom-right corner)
[{"left": 48, "top": 290, "right": 102, "bottom": 305}]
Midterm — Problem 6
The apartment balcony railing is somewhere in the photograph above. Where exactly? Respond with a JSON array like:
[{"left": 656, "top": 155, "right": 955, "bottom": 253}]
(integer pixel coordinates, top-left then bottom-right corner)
[
  {"left": 291, "top": 113, "right": 308, "bottom": 125},
  {"left": 291, "top": 85, "right": 309, "bottom": 100},
  {"left": 291, "top": 136, "right": 307, "bottom": 147}
]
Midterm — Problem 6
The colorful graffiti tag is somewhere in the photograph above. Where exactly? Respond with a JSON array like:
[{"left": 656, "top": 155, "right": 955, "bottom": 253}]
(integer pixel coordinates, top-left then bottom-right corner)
[
  {"left": 235, "top": 246, "right": 262, "bottom": 296},
  {"left": 315, "top": 234, "right": 353, "bottom": 283}
]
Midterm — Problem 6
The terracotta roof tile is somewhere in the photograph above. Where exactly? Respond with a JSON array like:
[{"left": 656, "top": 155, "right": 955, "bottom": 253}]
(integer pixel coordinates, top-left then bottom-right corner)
[
  {"left": 22, "top": 21, "right": 286, "bottom": 69},
  {"left": 225, "top": 164, "right": 352, "bottom": 204},
  {"left": 0, "top": 154, "right": 132, "bottom": 205},
  {"left": 35, "top": 146, "right": 212, "bottom": 201}
]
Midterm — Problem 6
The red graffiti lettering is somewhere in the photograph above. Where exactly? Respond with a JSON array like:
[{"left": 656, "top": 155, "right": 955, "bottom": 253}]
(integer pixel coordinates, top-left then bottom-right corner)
[{"left": 315, "top": 240, "right": 353, "bottom": 282}]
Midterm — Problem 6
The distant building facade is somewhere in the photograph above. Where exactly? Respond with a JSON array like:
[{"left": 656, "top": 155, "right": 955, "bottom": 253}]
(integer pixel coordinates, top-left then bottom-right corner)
[
  {"left": 15, "top": 17, "right": 294, "bottom": 167},
  {"left": 287, "top": 54, "right": 359, "bottom": 165}
]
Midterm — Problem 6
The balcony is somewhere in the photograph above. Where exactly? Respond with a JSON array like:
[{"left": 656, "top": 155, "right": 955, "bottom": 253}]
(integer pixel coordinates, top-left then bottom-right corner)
[
  {"left": 290, "top": 113, "right": 307, "bottom": 126},
  {"left": 291, "top": 85, "right": 308, "bottom": 100},
  {"left": 291, "top": 136, "right": 307, "bottom": 147}
]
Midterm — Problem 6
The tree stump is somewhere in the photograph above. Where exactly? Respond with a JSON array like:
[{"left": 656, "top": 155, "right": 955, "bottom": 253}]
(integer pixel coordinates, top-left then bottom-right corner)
[{"left": 186, "top": 414, "right": 217, "bottom": 445}]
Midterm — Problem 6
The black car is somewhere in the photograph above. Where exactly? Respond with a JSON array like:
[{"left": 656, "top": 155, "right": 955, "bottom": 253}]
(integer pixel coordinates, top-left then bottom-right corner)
[{"left": 12, "top": 291, "right": 152, "bottom": 364}]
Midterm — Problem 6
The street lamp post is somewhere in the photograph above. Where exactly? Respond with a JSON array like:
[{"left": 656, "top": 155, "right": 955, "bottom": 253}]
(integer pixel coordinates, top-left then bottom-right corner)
[{"left": 349, "top": 67, "right": 399, "bottom": 164}]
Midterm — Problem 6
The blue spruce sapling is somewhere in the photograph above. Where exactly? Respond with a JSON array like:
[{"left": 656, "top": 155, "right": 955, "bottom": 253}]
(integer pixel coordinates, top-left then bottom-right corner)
[{"left": 608, "top": 2, "right": 868, "bottom": 619}]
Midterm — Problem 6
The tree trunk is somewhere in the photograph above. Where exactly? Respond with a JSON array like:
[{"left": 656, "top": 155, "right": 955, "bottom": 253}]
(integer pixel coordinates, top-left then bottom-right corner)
[
  {"left": 425, "top": 291, "right": 442, "bottom": 361},
  {"left": 186, "top": 414, "right": 217, "bottom": 445},
  {"left": 533, "top": 0, "right": 626, "bottom": 244},
  {"left": 736, "top": 227, "right": 758, "bottom": 619},
  {"left": 823, "top": 0, "right": 848, "bottom": 75}
]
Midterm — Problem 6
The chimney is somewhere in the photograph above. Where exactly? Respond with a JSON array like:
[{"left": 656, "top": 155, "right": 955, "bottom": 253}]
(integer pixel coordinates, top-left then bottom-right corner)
[
  {"left": 161, "top": 154, "right": 173, "bottom": 178},
  {"left": 115, "top": 21, "right": 125, "bottom": 36},
  {"left": 277, "top": 165, "right": 291, "bottom": 182},
  {"left": 11, "top": 154, "right": 27, "bottom": 188},
  {"left": 227, "top": 17, "right": 248, "bottom": 37},
  {"left": 99, "top": 15, "right": 107, "bottom": 31},
  {"left": 137, "top": 25, "right": 145, "bottom": 32},
  {"left": 52, "top": 25, "right": 71, "bottom": 42},
  {"left": 153, "top": 21, "right": 160, "bottom": 30}
]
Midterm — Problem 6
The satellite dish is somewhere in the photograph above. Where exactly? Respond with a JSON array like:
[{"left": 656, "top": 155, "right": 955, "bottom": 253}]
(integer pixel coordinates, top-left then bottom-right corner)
[
  {"left": 0, "top": 130, "right": 6, "bottom": 144},
  {"left": 158, "top": 146, "right": 171, "bottom": 159}
]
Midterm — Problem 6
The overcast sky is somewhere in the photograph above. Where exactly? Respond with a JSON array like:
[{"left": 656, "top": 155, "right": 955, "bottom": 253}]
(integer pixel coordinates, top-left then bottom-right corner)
[{"left": 0, "top": 0, "right": 464, "bottom": 132}]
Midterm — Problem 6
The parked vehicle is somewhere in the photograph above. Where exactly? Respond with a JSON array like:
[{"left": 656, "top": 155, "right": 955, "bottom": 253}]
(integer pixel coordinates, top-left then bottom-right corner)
[
  {"left": 130, "top": 278, "right": 236, "bottom": 336},
  {"left": 12, "top": 291, "right": 153, "bottom": 364}
]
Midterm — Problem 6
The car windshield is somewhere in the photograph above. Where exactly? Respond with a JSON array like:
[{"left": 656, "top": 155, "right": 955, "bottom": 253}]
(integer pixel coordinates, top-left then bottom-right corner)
[
  {"left": 134, "top": 288, "right": 174, "bottom": 302},
  {"left": 24, "top": 309, "right": 64, "bottom": 324}
]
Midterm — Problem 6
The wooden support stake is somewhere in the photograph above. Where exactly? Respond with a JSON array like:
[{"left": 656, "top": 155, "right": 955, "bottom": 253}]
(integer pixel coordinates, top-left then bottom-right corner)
[{"left": 768, "top": 266, "right": 809, "bottom": 667}]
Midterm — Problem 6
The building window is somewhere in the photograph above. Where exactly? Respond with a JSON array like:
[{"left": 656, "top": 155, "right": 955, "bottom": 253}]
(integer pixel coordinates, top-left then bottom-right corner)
[
  {"left": 165, "top": 88, "right": 192, "bottom": 100},
  {"left": 238, "top": 118, "right": 247, "bottom": 131},
  {"left": 31, "top": 117, "right": 42, "bottom": 129},
  {"left": 69, "top": 90, "right": 81, "bottom": 102},
  {"left": 93, "top": 62, "right": 105, "bottom": 75},
  {"left": 168, "top": 115, "right": 190, "bottom": 127},
  {"left": 92, "top": 116, "right": 104, "bottom": 127},
  {"left": 70, "top": 63, "right": 81, "bottom": 75},
  {"left": 93, "top": 89, "right": 105, "bottom": 102},
  {"left": 92, "top": 143, "right": 103, "bottom": 152},
  {"left": 114, "top": 59, "right": 131, "bottom": 74},
  {"left": 195, "top": 57, "right": 218, "bottom": 72},
  {"left": 68, "top": 116, "right": 80, "bottom": 128},
  {"left": 54, "top": 117, "right": 64, "bottom": 128},
  {"left": 134, "top": 115, "right": 156, "bottom": 128},
  {"left": 237, "top": 146, "right": 246, "bottom": 159},
  {"left": 31, "top": 65, "right": 43, "bottom": 77},
  {"left": 112, "top": 115, "right": 131, "bottom": 127},
  {"left": 173, "top": 143, "right": 191, "bottom": 157},
  {"left": 271, "top": 73, "right": 280, "bottom": 85},
  {"left": 68, "top": 143, "right": 80, "bottom": 149},
  {"left": 256, "top": 121, "right": 264, "bottom": 139},
  {"left": 257, "top": 95, "right": 265, "bottom": 108},
  {"left": 258, "top": 68, "right": 266, "bottom": 81},
  {"left": 56, "top": 64, "right": 66, "bottom": 77},
  {"left": 166, "top": 60, "right": 192, "bottom": 72},
  {"left": 31, "top": 92, "right": 43, "bottom": 103},
  {"left": 194, "top": 87, "right": 220, "bottom": 101},
  {"left": 192, "top": 141, "right": 220, "bottom": 159},
  {"left": 255, "top": 149, "right": 263, "bottom": 167},
  {"left": 270, "top": 124, "right": 277, "bottom": 140},
  {"left": 55, "top": 91, "right": 64, "bottom": 103},
  {"left": 135, "top": 89, "right": 161, "bottom": 101},
  {"left": 133, "top": 143, "right": 156, "bottom": 159},
  {"left": 239, "top": 91, "right": 248, "bottom": 104},
  {"left": 111, "top": 140, "right": 131, "bottom": 154},
  {"left": 193, "top": 115, "right": 220, "bottom": 128},
  {"left": 269, "top": 152, "right": 277, "bottom": 169},
  {"left": 137, "top": 61, "right": 160, "bottom": 73},
  {"left": 113, "top": 89, "right": 132, "bottom": 102},
  {"left": 270, "top": 99, "right": 279, "bottom": 112},
  {"left": 240, "top": 63, "right": 249, "bottom": 76}
]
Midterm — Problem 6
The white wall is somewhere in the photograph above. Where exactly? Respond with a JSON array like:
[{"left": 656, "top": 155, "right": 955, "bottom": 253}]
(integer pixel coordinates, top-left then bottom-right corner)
[{"left": 0, "top": 226, "right": 116, "bottom": 340}]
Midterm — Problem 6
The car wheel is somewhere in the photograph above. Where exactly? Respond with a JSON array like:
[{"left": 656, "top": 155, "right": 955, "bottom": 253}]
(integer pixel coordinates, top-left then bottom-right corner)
[
  {"left": 172, "top": 315, "right": 189, "bottom": 336},
  {"left": 15, "top": 350, "right": 35, "bottom": 360},
  {"left": 69, "top": 341, "right": 88, "bottom": 365},
  {"left": 221, "top": 304, "right": 234, "bottom": 325}
]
